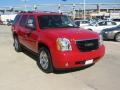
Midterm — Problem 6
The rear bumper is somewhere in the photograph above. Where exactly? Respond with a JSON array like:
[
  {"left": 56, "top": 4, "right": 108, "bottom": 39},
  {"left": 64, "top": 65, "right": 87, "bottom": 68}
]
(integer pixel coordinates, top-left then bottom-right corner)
[{"left": 52, "top": 45, "right": 105, "bottom": 69}]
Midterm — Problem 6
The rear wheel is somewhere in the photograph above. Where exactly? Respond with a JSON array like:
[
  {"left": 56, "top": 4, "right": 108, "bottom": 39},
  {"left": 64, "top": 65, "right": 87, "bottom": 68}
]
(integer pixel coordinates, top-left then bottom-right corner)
[
  {"left": 114, "top": 33, "right": 120, "bottom": 42},
  {"left": 37, "top": 47, "right": 53, "bottom": 73},
  {"left": 14, "top": 36, "right": 22, "bottom": 52}
]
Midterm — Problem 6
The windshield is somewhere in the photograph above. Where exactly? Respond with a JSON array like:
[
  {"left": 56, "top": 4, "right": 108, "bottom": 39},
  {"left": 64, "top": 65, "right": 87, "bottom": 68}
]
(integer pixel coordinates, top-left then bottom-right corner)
[
  {"left": 89, "top": 22, "right": 96, "bottom": 26},
  {"left": 38, "top": 15, "right": 78, "bottom": 29}
]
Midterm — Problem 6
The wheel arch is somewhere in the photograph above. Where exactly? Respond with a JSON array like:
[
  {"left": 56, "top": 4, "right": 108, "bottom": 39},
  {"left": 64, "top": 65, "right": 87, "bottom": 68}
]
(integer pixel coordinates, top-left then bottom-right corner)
[
  {"left": 13, "top": 32, "right": 18, "bottom": 38},
  {"left": 37, "top": 42, "right": 54, "bottom": 72},
  {"left": 38, "top": 42, "right": 51, "bottom": 53},
  {"left": 114, "top": 32, "right": 120, "bottom": 40}
]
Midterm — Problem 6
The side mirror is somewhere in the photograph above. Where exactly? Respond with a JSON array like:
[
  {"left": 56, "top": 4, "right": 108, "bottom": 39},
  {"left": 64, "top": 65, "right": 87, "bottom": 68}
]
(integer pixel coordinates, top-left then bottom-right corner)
[{"left": 26, "top": 23, "right": 36, "bottom": 31}]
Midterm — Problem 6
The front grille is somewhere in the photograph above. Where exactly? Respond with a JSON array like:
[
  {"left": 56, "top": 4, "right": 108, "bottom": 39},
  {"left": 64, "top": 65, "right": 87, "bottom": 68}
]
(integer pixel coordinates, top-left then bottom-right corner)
[{"left": 76, "top": 39, "right": 99, "bottom": 52}]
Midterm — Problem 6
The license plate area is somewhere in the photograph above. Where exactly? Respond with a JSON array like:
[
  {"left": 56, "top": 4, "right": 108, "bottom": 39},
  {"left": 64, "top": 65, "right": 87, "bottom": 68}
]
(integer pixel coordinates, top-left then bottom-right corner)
[{"left": 85, "top": 59, "right": 93, "bottom": 65}]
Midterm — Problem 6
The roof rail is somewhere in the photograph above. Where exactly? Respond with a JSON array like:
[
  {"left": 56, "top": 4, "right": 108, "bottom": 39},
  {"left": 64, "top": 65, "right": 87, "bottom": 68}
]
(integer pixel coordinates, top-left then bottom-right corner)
[
  {"left": 20, "top": 11, "right": 33, "bottom": 13},
  {"left": 43, "top": 11, "right": 58, "bottom": 13},
  {"left": 19, "top": 10, "right": 62, "bottom": 14}
]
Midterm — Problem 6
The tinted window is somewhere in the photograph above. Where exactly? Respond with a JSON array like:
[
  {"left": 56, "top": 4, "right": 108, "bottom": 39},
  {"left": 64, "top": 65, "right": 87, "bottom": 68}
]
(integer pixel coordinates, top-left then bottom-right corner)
[
  {"left": 20, "top": 15, "right": 28, "bottom": 27},
  {"left": 107, "top": 22, "right": 112, "bottom": 25},
  {"left": 111, "top": 22, "right": 116, "bottom": 25},
  {"left": 27, "top": 16, "right": 36, "bottom": 27},
  {"left": 38, "top": 15, "right": 77, "bottom": 29},
  {"left": 106, "top": 21, "right": 116, "bottom": 25},
  {"left": 98, "top": 21, "right": 107, "bottom": 26},
  {"left": 113, "top": 19, "right": 120, "bottom": 22},
  {"left": 13, "top": 15, "right": 21, "bottom": 25}
]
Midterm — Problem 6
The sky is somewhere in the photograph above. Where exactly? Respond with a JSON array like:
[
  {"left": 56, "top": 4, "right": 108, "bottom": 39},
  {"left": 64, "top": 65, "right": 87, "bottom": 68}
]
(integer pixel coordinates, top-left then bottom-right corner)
[
  {"left": 0, "top": 0, "right": 119, "bottom": 11},
  {"left": 0, "top": 0, "right": 120, "bottom": 6}
]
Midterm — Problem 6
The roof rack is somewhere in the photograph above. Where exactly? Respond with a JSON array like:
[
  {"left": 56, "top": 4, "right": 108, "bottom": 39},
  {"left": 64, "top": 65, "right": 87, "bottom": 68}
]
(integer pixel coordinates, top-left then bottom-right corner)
[
  {"left": 37, "top": 11, "right": 63, "bottom": 14},
  {"left": 42, "top": 11, "right": 58, "bottom": 13},
  {"left": 20, "top": 11, "right": 33, "bottom": 13},
  {"left": 19, "top": 10, "right": 62, "bottom": 14}
]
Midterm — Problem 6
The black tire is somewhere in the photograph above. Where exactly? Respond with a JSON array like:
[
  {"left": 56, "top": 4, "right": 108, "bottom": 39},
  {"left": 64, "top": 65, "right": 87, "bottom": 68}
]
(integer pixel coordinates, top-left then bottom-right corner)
[
  {"left": 37, "top": 47, "right": 53, "bottom": 73},
  {"left": 114, "top": 33, "right": 120, "bottom": 42},
  {"left": 14, "top": 36, "right": 22, "bottom": 52}
]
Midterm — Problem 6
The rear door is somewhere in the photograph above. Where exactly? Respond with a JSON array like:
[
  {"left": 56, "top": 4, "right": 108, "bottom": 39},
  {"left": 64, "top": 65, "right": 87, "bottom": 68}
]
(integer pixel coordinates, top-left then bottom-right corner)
[
  {"left": 18, "top": 15, "right": 28, "bottom": 46},
  {"left": 96, "top": 21, "right": 107, "bottom": 33}
]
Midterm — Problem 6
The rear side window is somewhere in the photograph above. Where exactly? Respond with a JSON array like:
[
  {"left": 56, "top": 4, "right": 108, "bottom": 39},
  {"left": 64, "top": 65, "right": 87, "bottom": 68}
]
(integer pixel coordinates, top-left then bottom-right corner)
[
  {"left": 113, "top": 19, "right": 120, "bottom": 22},
  {"left": 98, "top": 21, "right": 107, "bottom": 26},
  {"left": 112, "top": 22, "right": 117, "bottom": 25},
  {"left": 107, "top": 22, "right": 112, "bottom": 25},
  {"left": 13, "top": 15, "right": 21, "bottom": 25},
  {"left": 111, "top": 22, "right": 116, "bottom": 25},
  {"left": 20, "top": 15, "right": 28, "bottom": 27}
]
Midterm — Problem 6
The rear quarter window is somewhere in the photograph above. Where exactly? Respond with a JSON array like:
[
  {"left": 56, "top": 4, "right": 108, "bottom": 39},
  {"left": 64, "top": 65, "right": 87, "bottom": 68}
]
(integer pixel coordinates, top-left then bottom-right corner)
[
  {"left": 20, "top": 15, "right": 28, "bottom": 27},
  {"left": 111, "top": 22, "right": 117, "bottom": 25},
  {"left": 113, "top": 19, "right": 120, "bottom": 22},
  {"left": 98, "top": 21, "right": 107, "bottom": 26},
  {"left": 12, "top": 15, "right": 21, "bottom": 25}
]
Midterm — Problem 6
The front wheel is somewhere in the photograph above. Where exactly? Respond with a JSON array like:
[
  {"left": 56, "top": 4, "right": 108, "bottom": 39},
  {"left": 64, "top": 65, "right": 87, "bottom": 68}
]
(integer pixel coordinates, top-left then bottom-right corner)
[
  {"left": 37, "top": 47, "right": 53, "bottom": 73},
  {"left": 114, "top": 33, "right": 120, "bottom": 42}
]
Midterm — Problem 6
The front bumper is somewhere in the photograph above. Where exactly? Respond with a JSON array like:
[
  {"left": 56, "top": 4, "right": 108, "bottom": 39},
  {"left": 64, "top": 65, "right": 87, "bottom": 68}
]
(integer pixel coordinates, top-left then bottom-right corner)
[{"left": 52, "top": 45, "right": 105, "bottom": 69}]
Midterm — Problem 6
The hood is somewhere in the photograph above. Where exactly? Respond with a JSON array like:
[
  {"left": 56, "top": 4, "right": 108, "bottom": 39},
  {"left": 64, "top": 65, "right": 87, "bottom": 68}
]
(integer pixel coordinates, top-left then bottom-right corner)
[{"left": 43, "top": 28, "right": 99, "bottom": 40}]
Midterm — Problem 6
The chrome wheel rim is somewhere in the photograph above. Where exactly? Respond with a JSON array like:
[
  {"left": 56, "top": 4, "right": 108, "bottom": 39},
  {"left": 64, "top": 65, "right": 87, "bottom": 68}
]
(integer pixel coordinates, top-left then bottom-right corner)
[
  {"left": 116, "top": 34, "right": 120, "bottom": 42},
  {"left": 39, "top": 50, "right": 49, "bottom": 70},
  {"left": 14, "top": 38, "right": 19, "bottom": 50}
]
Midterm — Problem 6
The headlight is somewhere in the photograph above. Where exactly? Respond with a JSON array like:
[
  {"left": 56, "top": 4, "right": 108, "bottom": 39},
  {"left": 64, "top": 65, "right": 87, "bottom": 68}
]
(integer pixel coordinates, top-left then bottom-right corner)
[
  {"left": 99, "top": 35, "right": 103, "bottom": 46},
  {"left": 57, "top": 38, "right": 72, "bottom": 51}
]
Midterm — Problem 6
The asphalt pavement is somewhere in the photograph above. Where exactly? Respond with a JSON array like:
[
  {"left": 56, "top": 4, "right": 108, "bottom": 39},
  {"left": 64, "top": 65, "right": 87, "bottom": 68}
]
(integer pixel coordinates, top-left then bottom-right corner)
[{"left": 0, "top": 25, "right": 120, "bottom": 90}]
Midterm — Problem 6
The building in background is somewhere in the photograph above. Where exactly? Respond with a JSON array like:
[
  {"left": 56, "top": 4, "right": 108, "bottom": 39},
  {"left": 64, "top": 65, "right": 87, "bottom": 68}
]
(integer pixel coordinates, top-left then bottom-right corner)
[{"left": 0, "top": 3, "right": 120, "bottom": 21}]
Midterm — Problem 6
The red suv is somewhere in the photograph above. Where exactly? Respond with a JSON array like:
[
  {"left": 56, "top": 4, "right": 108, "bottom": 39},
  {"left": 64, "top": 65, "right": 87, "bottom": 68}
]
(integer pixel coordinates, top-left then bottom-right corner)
[{"left": 11, "top": 12, "right": 105, "bottom": 73}]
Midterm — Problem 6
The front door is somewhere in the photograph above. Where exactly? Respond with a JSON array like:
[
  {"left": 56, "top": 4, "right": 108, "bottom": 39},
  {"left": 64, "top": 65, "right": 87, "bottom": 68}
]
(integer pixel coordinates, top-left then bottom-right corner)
[
  {"left": 18, "top": 15, "right": 28, "bottom": 46},
  {"left": 24, "top": 15, "right": 38, "bottom": 52}
]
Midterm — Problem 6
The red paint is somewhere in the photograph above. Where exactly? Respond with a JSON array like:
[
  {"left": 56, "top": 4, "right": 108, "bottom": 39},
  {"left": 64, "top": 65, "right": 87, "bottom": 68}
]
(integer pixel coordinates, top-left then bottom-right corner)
[{"left": 11, "top": 12, "right": 105, "bottom": 69}]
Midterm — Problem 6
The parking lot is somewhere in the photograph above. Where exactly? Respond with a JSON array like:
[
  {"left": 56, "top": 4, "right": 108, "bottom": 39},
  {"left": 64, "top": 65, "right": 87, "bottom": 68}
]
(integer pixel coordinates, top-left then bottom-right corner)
[{"left": 0, "top": 25, "right": 120, "bottom": 90}]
